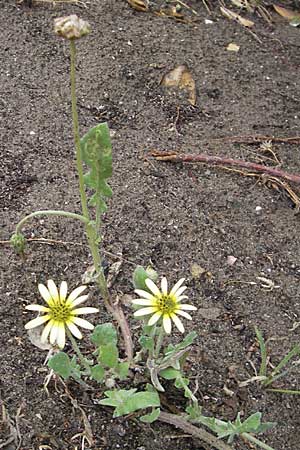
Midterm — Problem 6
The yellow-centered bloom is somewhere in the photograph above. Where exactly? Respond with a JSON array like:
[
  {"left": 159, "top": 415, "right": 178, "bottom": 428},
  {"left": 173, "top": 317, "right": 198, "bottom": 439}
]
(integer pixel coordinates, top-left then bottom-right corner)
[
  {"left": 133, "top": 277, "right": 196, "bottom": 334},
  {"left": 25, "top": 280, "right": 98, "bottom": 349}
]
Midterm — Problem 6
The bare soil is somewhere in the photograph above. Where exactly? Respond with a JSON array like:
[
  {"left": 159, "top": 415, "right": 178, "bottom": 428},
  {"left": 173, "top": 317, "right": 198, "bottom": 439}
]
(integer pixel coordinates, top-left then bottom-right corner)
[{"left": 1, "top": 1, "right": 300, "bottom": 449}]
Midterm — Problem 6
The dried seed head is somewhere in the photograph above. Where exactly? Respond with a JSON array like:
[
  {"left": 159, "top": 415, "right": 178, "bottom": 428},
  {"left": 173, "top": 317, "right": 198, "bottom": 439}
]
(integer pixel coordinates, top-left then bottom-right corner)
[{"left": 54, "top": 15, "right": 91, "bottom": 40}]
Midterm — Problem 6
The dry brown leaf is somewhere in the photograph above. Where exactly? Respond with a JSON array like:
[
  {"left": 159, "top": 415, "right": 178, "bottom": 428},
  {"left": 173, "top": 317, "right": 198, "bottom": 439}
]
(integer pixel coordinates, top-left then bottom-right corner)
[
  {"left": 220, "top": 5, "right": 254, "bottom": 27},
  {"left": 273, "top": 4, "right": 299, "bottom": 19},
  {"left": 127, "top": 0, "right": 148, "bottom": 12},
  {"left": 160, "top": 64, "right": 196, "bottom": 106}
]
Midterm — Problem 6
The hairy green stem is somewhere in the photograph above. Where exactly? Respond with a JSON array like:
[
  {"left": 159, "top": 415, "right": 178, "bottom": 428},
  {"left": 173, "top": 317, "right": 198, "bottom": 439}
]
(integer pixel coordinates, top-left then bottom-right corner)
[
  {"left": 242, "top": 432, "right": 275, "bottom": 450},
  {"left": 69, "top": 40, "right": 133, "bottom": 361},
  {"left": 154, "top": 326, "right": 165, "bottom": 359},
  {"left": 67, "top": 328, "right": 91, "bottom": 375},
  {"left": 15, "top": 210, "right": 89, "bottom": 234}
]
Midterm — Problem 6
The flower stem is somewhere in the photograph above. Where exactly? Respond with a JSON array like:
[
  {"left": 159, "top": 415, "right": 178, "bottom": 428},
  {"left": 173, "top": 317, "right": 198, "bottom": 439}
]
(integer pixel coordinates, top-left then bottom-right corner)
[
  {"left": 154, "top": 327, "right": 165, "bottom": 359},
  {"left": 15, "top": 210, "right": 89, "bottom": 234},
  {"left": 242, "top": 433, "right": 275, "bottom": 450},
  {"left": 66, "top": 328, "right": 91, "bottom": 375}
]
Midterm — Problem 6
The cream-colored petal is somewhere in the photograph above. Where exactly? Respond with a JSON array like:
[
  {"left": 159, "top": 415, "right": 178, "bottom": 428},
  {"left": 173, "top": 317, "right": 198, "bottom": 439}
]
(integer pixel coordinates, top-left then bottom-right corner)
[
  {"left": 177, "top": 295, "right": 189, "bottom": 302},
  {"left": 25, "top": 314, "right": 50, "bottom": 329},
  {"left": 163, "top": 314, "right": 172, "bottom": 334},
  {"left": 38, "top": 283, "right": 52, "bottom": 305},
  {"left": 72, "top": 317, "right": 94, "bottom": 330},
  {"left": 25, "top": 304, "right": 50, "bottom": 312},
  {"left": 176, "top": 310, "right": 193, "bottom": 320},
  {"left": 41, "top": 320, "right": 53, "bottom": 343},
  {"left": 173, "top": 285, "right": 187, "bottom": 297},
  {"left": 49, "top": 322, "right": 59, "bottom": 344},
  {"left": 161, "top": 277, "right": 168, "bottom": 295},
  {"left": 145, "top": 278, "right": 161, "bottom": 296},
  {"left": 66, "top": 285, "right": 87, "bottom": 305},
  {"left": 132, "top": 299, "right": 153, "bottom": 306},
  {"left": 171, "top": 314, "right": 185, "bottom": 333},
  {"left": 72, "top": 307, "right": 99, "bottom": 315},
  {"left": 179, "top": 304, "right": 197, "bottom": 311},
  {"left": 134, "top": 289, "right": 154, "bottom": 301},
  {"left": 59, "top": 281, "right": 68, "bottom": 301},
  {"left": 170, "top": 278, "right": 185, "bottom": 295},
  {"left": 47, "top": 280, "right": 59, "bottom": 300},
  {"left": 134, "top": 307, "right": 157, "bottom": 317},
  {"left": 148, "top": 311, "right": 162, "bottom": 326},
  {"left": 67, "top": 322, "right": 82, "bottom": 339},
  {"left": 70, "top": 294, "right": 89, "bottom": 308},
  {"left": 56, "top": 326, "right": 66, "bottom": 349}
]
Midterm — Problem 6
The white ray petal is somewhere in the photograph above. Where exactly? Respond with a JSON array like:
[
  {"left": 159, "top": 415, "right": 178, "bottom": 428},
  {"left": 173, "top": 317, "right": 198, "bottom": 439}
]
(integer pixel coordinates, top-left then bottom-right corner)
[
  {"left": 49, "top": 322, "right": 59, "bottom": 344},
  {"left": 25, "top": 315, "right": 50, "bottom": 329},
  {"left": 47, "top": 280, "right": 59, "bottom": 300},
  {"left": 72, "top": 307, "right": 99, "bottom": 315},
  {"left": 66, "top": 285, "right": 87, "bottom": 304},
  {"left": 134, "top": 289, "right": 154, "bottom": 300},
  {"left": 177, "top": 295, "right": 189, "bottom": 302},
  {"left": 134, "top": 306, "right": 157, "bottom": 317},
  {"left": 67, "top": 322, "right": 82, "bottom": 339},
  {"left": 163, "top": 315, "right": 172, "bottom": 334},
  {"left": 145, "top": 278, "right": 161, "bottom": 296},
  {"left": 173, "top": 286, "right": 187, "bottom": 297},
  {"left": 161, "top": 277, "right": 168, "bottom": 295},
  {"left": 70, "top": 294, "right": 89, "bottom": 308},
  {"left": 38, "top": 283, "right": 52, "bottom": 305},
  {"left": 148, "top": 311, "right": 162, "bottom": 326},
  {"left": 73, "top": 317, "right": 94, "bottom": 330},
  {"left": 56, "top": 326, "right": 66, "bottom": 349},
  {"left": 179, "top": 304, "right": 197, "bottom": 311},
  {"left": 132, "top": 299, "right": 153, "bottom": 306},
  {"left": 176, "top": 310, "right": 193, "bottom": 320},
  {"left": 59, "top": 281, "right": 68, "bottom": 301},
  {"left": 170, "top": 278, "right": 185, "bottom": 295},
  {"left": 25, "top": 304, "right": 50, "bottom": 312},
  {"left": 171, "top": 314, "right": 185, "bottom": 333},
  {"left": 41, "top": 320, "right": 53, "bottom": 343}
]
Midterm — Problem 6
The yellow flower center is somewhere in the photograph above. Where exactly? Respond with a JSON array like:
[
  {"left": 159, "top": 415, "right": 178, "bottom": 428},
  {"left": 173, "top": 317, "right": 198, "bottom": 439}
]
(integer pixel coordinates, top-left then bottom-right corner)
[
  {"left": 49, "top": 301, "right": 73, "bottom": 322},
  {"left": 156, "top": 294, "right": 177, "bottom": 314}
]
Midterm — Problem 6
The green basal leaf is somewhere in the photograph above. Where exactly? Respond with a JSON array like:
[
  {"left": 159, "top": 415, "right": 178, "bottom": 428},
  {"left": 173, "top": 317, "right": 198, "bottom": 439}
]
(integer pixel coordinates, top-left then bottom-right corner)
[
  {"left": 100, "top": 389, "right": 160, "bottom": 418},
  {"left": 132, "top": 265, "right": 158, "bottom": 291},
  {"left": 185, "top": 404, "right": 202, "bottom": 419},
  {"left": 115, "top": 361, "right": 130, "bottom": 380},
  {"left": 91, "top": 323, "right": 117, "bottom": 347},
  {"left": 139, "top": 335, "right": 154, "bottom": 352},
  {"left": 160, "top": 368, "right": 181, "bottom": 380},
  {"left": 90, "top": 364, "right": 105, "bottom": 382},
  {"left": 48, "top": 352, "right": 72, "bottom": 380},
  {"left": 140, "top": 408, "right": 161, "bottom": 423},
  {"left": 70, "top": 356, "right": 83, "bottom": 380},
  {"left": 80, "top": 122, "right": 112, "bottom": 209},
  {"left": 99, "top": 342, "right": 119, "bottom": 369}
]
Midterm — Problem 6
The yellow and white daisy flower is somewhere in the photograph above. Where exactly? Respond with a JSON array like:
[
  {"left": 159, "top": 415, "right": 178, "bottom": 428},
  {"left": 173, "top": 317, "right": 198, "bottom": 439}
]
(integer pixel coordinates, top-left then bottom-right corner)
[
  {"left": 133, "top": 277, "right": 197, "bottom": 334},
  {"left": 25, "top": 280, "right": 99, "bottom": 349}
]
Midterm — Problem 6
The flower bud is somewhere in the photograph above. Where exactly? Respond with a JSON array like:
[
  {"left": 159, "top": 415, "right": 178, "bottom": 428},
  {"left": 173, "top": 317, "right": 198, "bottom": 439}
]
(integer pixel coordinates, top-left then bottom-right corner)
[
  {"left": 10, "top": 232, "right": 27, "bottom": 254},
  {"left": 54, "top": 15, "right": 91, "bottom": 40}
]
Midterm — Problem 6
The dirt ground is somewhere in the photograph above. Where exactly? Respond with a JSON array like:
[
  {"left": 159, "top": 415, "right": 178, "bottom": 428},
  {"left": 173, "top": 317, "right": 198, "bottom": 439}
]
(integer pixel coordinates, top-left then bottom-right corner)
[{"left": 1, "top": 0, "right": 300, "bottom": 449}]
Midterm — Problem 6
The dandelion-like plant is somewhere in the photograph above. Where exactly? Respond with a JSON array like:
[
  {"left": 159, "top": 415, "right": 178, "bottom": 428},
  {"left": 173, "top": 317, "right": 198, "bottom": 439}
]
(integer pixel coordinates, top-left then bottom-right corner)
[
  {"left": 25, "top": 280, "right": 99, "bottom": 349},
  {"left": 133, "top": 277, "right": 197, "bottom": 334}
]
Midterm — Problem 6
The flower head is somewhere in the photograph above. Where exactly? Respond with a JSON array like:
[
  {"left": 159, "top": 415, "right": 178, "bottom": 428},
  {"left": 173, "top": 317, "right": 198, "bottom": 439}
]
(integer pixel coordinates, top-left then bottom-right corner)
[
  {"left": 54, "top": 15, "right": 91, "bottom": 40},
  {"left": 133, "top": 277, "right": 197, "bottom": 334},
  {"left": 25, "top": 280, "right": 98, "bottom": 349}
]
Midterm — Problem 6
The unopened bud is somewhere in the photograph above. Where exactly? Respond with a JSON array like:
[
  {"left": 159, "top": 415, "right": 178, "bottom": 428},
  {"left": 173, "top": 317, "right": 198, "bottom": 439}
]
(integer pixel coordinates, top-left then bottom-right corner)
[
  {"left": 54, "top": 15, "right": 91, "bottom": 40},
  {"left": 10, "top": 232, "right": 27, "bottom": 254}
]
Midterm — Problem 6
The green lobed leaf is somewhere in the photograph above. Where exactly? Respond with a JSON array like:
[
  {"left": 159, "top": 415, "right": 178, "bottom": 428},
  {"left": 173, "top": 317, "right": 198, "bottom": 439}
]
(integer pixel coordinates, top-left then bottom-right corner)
[
  {"left": 132, "top": 265, "right": 158, "bottom": 291},
  {"left": 91, "top": 323, "right": 117, "bottom": 347},
  {"left": 90, "top": 364, "right": 105, "bottom": 382},
  {"left": 114, "top": 361, "right": 130, "bottom": 380},
  {"left": 80, "top": 122, "right": 112, "bottom": 209},
  {"left": 160, "top": 368, "right": 181, "bottom": 380},
  {"left": 48, "top": 352, "right": 72, "bottom": 380},
  {"left": 163, "top": 331, "right": 197, "bottom": 358},
  {"left": 140, "top": 408, "right": 161, "bottom": 423},
  {"left": 99, "top": 389, "right": 160, "bottom": 418},
  {"left": 99, "top": 342, "right": 119, "bottom": 369},
  {"left": 139, "top": 335, "right": 154, "bottom": 352}
]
